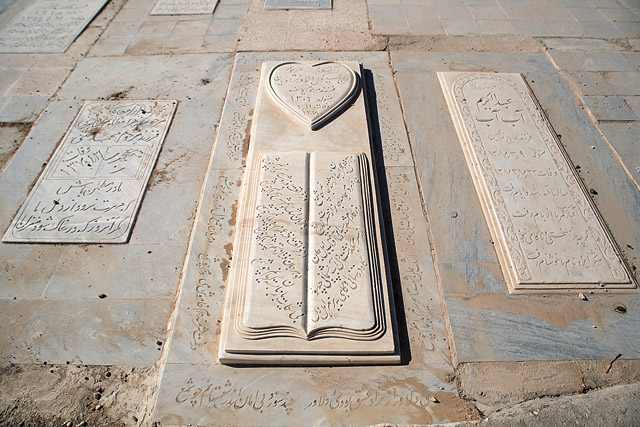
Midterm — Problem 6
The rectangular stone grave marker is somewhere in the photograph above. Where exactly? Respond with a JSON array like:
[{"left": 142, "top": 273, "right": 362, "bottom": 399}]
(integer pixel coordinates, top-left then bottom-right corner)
[
  {"left": 150, "top": 0, "right": 219, "bottom": 15},
  {"left": 218, "top": 61, "right": 399, "bottom": 364},
  {"left": 0, "top": 0, "right": 109, "bottom": 53},
  {"left": 265, "top": 0, "right": 332, "bottom": 10},
  {"left": 439, "top": 72, "right": 636, "bottom": 293},
  {"left": 3, "top": 100, "right": 177, "bottom": 243}
]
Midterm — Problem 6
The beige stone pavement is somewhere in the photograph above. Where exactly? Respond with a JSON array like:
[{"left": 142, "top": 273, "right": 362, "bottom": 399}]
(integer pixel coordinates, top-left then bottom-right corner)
[{"left": 0, "top": 0, "right": 639, "bottom": 425}]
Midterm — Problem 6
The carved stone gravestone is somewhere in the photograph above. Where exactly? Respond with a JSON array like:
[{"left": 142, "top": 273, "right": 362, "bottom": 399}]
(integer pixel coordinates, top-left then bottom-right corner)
[
  {"left": 3, "top": 100, "right": 177, "bottom": 243},
  {"left": 151, "top": 0, "right": 219, "bottom": 15},
  {"left": 218, "top": 61, "right": 399, "bottom": 364},
  {"left": 0, "top": 0, "right": 109, "bottom": 53},
  {"left": 264, "top": 0, "right": 332, "bottom": 10},
  {"left": 439, "top": 72, "right": 636, "bottom": 293}
]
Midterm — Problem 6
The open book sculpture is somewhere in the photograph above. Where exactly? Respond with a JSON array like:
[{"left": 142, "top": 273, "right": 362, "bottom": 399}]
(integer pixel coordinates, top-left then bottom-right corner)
[{"left": 218, "top": 61, "right": 399, "bottom": 364}]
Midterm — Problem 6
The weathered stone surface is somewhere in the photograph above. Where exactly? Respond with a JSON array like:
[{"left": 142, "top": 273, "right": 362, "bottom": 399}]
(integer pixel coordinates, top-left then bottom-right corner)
[
  {"left": 583, "top": 96, "right": 638, "bottom": 122},
  {"left": 265, "top": 0, "right": 331, "bottom": 10},
  {"left": 3, "top": 100, "right": 177, "bottom": 243},
  {"left": 150, "top": 0, "right": 219, "bottom": 15},
  {"left": 218, "top": 61, "right": 398, "bottom": 364},
  {"left": 0, "top": 0, "right": 109, "bottom": 53},
  {"left": 439, "top": 72, "right": 635, "bottom": 293}
]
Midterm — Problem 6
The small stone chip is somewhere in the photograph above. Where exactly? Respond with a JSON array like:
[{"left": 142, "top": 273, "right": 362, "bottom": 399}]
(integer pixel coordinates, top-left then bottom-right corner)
[
  {"left": 578, "top": 293, "right": 588, "bottom": 301},
  {"left": 429, "top": 396, "right": 439, "bottom": 403},
  {"left": 98, "top": 293, "right": 107, "bottom": 299}
]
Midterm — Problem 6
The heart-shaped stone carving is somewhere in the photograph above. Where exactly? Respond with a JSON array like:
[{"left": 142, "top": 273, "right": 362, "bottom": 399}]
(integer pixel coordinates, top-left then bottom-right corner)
[{"left": 267, "top": 61, "right": 359, "bottom": 130}]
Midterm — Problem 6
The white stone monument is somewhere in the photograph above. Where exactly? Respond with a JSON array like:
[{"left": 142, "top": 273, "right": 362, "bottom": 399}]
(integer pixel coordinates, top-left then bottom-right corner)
[
  {"left": 3, "top": 100, "right": 177, "bottom": 243},
  {"left": 150, "top": 0, "right": 219, "bottom": 15},
  {"left": 264, "top": 0, "right": 332, "bottom": 10},
  {"left": 439, "top": 72, "right": 636, "bottom": 293},
  {"left": 218, "top": 61, "right": 399, "bottom": 364}
]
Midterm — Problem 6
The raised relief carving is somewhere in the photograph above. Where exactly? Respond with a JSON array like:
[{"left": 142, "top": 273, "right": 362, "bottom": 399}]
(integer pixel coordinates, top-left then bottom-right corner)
[
  {"left": 267, "top": 62, "right": 359, "bottom": 130},
  {"left": 151, "top": 0, "right": 219, "bottom": 15},
  {"left": 0, "top": 0, "right": 109, "bottom": 53},
  {"left": 235, "top": 152, "right": 385, "bottom": 341},
  {"left": 219, "top": 61, "right": 398, "bottom": 364},
  {"left": 439, "top": 72, "right": 636, "bottom": 293},
  {"left": 4, "top": 100, "right": 177, "bottom": 243}
]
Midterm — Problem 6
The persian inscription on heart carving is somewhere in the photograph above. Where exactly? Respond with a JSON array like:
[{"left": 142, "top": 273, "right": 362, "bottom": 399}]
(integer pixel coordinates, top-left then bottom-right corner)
[
  {"left": 439, "top": 72, "right": 635, "bottom": 292},
  {"left": 3, "top": 100, "right": 177, "bottom": 243},
  {"left": 268, "top": 62, "right": 359, "bottom": 130}
]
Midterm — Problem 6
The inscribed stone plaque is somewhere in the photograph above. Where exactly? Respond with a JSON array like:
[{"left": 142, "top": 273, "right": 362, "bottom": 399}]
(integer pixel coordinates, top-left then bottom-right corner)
[
  {"left": 150, "top": 0, "right": 219, "bottom": 15},
  {"left": 583, "top": 96, "right": 638, "bottom": 122},
  {"left": 218, "top": 61, "right": 398, "bottom": 364},
  {"left": 265, "top": 0, "right": 332, "bottom": 10},
  {"left": 3, "top": 100, "right": 177, "bottom": 243},
  {"left": 439, "top": 72, "right": 636, "bottom": 293},
  {"left": 0, "top": 0, "right": 109, "bottom": 53}
]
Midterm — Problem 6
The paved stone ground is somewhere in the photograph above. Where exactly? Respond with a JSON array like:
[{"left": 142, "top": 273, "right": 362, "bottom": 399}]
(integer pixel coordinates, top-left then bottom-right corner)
[{"left": 0, "top": 0, "right": 638, "bottom": 425}]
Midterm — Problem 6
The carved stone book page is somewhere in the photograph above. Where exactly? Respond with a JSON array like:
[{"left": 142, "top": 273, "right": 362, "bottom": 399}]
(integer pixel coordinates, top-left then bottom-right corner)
[{"left": 439, "top": 72, "right": 636, "bottom": 293}]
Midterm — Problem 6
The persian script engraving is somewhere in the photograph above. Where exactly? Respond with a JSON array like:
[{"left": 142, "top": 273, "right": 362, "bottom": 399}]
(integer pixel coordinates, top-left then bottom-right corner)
[
  {"left": 268, "top": 62, "right": 358, "bottom": 130},
  {"left": 439, "top": 72, "right": 635, "bottom": 292},
  {"left": 265, "top": 0, "right": 332, "bottom": 10},
  {"left": 0, "top": 0, "right": 109, "bottom": 53},
  {"left": 235, "top": 152, "right": 384, "bottom": 340},
  {"left": 4, "top": 100, "right": 177, "bottom": 243},
  {"left": 151, "top": 0, "right": 219, "bottom": 15}
]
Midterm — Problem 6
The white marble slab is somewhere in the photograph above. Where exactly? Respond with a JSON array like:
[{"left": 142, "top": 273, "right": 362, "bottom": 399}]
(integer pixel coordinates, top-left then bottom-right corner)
[
  {"left": 439, "top": 72, "right": 636, "bottom": 293},
  {"left": 3, "top": 100, "right": 177, "bottom": 243},
  {"left": 218, "top": 61, "right": 398, "bottom": 364},
  {"left": 150, "top": 0, "right": 219, "bottom": 15},
  {"left": 0, "top": 0, "right": 109, "bottom": 53},
  {"left": 265, "top": 0, "right": 332, "bottom": 10}
]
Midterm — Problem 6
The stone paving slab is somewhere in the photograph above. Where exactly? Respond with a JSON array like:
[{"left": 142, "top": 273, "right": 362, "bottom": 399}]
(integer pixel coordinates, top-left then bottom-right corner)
[
  {"left": 367, "top": 0, "right": 640, "bottom": 37},
  {"left": 393, "top": 51, "right": 640, "bottom": 363},
  {"left": 150, "top": 51, "right": 472, "bottom": 425}
]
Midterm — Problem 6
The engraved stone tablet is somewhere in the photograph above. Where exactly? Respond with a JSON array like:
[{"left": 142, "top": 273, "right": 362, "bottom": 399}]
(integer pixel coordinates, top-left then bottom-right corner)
[
  {"left": 219, "top": 62, "right": 398, "bottom": 364},
  {"left": 439, "top": 72, "right": 636, "bottom": 293},
  {"left": 3, "top": 100, "right": 177, "bottom": 243},
  {"left": 150, "top": 0, "right": 219, "bottom": 15},
  {"left": 0, "top": 0, "right": 109, "bottom": 53},
  {"left": 265, "top": 0, "right": 332, "bottom": 10},
  {"left": 268, "top": 61, "right": 358, "bottom": 130}
]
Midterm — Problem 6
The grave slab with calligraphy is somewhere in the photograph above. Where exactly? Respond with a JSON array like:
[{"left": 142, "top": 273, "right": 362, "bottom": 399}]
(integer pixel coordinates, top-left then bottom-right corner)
[
  {"left": 218, "top": 61, "right": 399, "bottom": 364},
  {"left": 439, "top": 72, "right": 636, "bottom": 293},
  {"left": 150, "top": 0, "right": 219, "bottom": 15},
  {"left": 3, "top": 100, "right": 177, "bottom": 243},
  {"left": 0, "top": 0, "right": 109, "bottom": 53},
  {"left": 264, "top": 0, "right": 332, "bottom": 10}
]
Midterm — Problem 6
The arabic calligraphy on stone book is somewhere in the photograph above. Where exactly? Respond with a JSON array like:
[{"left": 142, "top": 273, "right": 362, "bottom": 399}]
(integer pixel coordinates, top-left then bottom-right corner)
[{"left": 234, "top": 151, "right": 385, "bottom": 340}]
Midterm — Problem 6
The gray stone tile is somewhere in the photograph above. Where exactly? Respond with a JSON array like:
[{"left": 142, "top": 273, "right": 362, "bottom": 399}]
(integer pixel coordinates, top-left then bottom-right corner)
[
  {"left": 0, "top": 95, "right": 50, "bottom": 122},
  {"left": 56, "top": 54, "right": 232, "bottom": 101},
  {"left": 0, "top": 244, "right": 65, "bottom": 298},
  {"left": 468, "top": 6, "right": 507, "bottom": 20},
  {"left": 0, "top": 298, "right": 172, "bottom": 365},
  {"left": 612, "top": 21, "right": 640, "bottom": 37},
  {"left": 0, "top": 122, "right": 25, "bottom": 172},
  {"left": 583, "top": 96, "right": 638, "bottom": 121},
  {"left": 42, "top": 243, "right": 187, "bottom": 299},
  {"left": 369, "top": 5, "right": 411, "bottom": 35},
  {"left": 476, "top": 19, "right": 517, "bottom": 34},
  {"left": 566, "top": 7, "right": 608, "bottom": 21},
  {"left": 598, "top": 122, "right": 640, "bottom": 187},
  {"left": 8, "top": 68, "right": 70, "bottom": 96},
  {"left": 567, "top": 71, "right": 617, "bottom": 96},
  {"left": 512, "top": 19, "right": 554, "bottom": 36},
  {"left": 436, "top": 5, "right": 473, "bottom": 20},
  {"left": 598, "top": 7, "right": 640, "bottom": 22},
  {"left": 442, "top": 19, "right": 482, "bottom": 35},
  {"left": 582, "top": 20, "right": 624, "bottom": 38}
]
